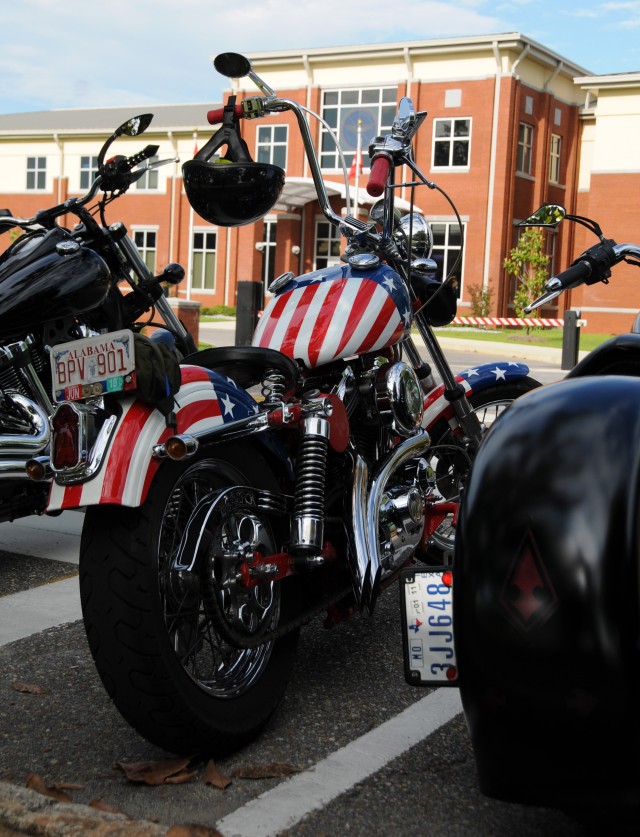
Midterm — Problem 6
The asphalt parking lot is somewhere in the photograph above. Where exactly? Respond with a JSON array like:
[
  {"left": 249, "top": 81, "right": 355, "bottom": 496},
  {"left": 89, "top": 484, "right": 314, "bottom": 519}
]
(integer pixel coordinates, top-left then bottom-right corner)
[{"left": 0, "top": 342, "right": 595, "bottom": 836}]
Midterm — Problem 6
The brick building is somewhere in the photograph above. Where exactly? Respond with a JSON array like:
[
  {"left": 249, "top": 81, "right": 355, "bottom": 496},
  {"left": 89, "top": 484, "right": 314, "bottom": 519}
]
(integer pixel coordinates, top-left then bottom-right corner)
[{"left": 0, "top": 33, "right": 638, "bottom": 333}]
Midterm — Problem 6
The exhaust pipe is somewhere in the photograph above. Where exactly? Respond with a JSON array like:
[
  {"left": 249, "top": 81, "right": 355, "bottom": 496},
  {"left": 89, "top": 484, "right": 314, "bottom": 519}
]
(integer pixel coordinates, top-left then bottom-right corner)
[
  {"left": 0, "top": 393, "right": 50, "bottom": 456},
  {"left": 350, "top": 430, "right": 431, "bottom": 612}
]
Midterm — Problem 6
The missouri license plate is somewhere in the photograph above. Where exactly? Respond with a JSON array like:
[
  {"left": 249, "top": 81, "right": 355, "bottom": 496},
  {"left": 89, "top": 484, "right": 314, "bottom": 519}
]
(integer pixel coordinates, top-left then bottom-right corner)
[
  {"left": 400, "top": 567, "right": 458, "bottom": 687},
  {"left": 50, "top": 329, "right": 136, "bottom": 403}
]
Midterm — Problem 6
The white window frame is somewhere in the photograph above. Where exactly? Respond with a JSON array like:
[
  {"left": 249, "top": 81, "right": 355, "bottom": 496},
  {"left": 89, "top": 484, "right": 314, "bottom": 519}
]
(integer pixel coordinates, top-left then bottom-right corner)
[
  {"left": 132, "top": 228, "right": 158, "bottom": 274},
  {"left": 191, "top": 228, "right": 217, "bottom": 293},
  {"left": 320, "top": 87, "right": 396, "bottom": 172},
  {"left": 256, "top": 125, "right": 288, "bottom": 171},
  {"left": 26, "top": 156, "right": 46, "bottom": 191},
  {"left": 549, "top": 133, "right": 562, "bottom": 184},
  {"left": 260, "top": 219, "right": 278, "bottom": 297},
  {"left": 430, "top": 220, "right": 466, "bottom": 297},
  {"left": 134, "top": 156, "right": 159, "bottom": 190},
  {"left": 80, "top": 155, "right": 99, "bottom": 191},
  {"left": 314, "top": 218, "right": 342, "bottom": 269},
  {"left": 517, "top": 123, "right": 534, "bottom": 176},
  {"left": 432, "top": 118, "right": 471, "bottom": 170}
]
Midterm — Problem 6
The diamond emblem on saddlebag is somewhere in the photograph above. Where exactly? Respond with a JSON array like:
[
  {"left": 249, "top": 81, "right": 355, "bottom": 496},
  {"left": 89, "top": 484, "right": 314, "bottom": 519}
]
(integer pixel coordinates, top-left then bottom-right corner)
[{"left": 501, "top": 529, "right": 558, "bottom": 631}]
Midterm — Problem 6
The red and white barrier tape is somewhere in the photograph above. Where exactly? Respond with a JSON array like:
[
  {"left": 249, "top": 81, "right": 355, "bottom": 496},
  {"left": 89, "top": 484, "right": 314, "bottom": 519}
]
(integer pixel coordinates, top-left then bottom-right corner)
[{"left": 452, "top": 316, "right": 586, "bottom": 328}]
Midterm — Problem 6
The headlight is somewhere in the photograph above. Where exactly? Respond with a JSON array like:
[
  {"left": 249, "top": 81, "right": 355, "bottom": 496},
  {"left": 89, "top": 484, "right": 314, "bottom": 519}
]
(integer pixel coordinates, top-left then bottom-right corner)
[
  {"left": 374, "top": 361, "right": 424, "bottom": 435},
  {"left": 395, "top": 213, "right": 434, "bottom": 260}
]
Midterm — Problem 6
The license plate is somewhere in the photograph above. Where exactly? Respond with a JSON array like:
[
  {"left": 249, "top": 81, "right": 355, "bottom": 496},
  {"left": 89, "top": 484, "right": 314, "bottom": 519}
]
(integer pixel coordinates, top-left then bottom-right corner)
[
  {"left": 50, "top": 329, "right": 136, "bottom": 403},
  {"left": 400, "top": 567, "right": 458, "bottom": 687}
]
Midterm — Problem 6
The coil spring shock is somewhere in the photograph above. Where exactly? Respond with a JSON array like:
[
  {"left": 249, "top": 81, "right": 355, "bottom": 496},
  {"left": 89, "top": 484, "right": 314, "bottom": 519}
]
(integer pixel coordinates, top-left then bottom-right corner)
[
  {"left": 291, "top": 416, "right": 330, "bottom": 554},
  {"left": 261, "top": 368, "right": 286, "bottom": 405}
]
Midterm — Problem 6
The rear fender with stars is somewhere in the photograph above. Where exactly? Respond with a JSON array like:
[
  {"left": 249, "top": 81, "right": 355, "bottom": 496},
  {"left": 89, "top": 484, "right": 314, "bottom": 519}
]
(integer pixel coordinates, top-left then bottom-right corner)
[
  {"left": 422, "top": 361, "right": 531, "bottom": 430},
  {"left": 46, "top": 364, "right": 264, "bottom": 512}
]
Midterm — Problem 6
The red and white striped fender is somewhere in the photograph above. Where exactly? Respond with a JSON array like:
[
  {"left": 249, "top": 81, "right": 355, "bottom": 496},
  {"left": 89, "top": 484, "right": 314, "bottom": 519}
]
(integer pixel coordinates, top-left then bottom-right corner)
[{"left": 46, "top": 364, "right": 252, "bottom": 512}]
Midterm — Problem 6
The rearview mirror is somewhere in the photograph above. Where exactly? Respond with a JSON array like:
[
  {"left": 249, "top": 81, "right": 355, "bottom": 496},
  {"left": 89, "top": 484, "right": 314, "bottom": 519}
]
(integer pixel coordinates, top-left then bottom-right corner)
[{"left": 518, "top": 204, "right": 566, "bottom": 228}]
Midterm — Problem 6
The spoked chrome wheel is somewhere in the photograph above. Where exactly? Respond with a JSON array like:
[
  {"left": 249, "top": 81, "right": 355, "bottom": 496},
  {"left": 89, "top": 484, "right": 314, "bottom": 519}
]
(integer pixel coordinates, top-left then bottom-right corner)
[
  {"left": 79, "top": 443, "right": 299, "bottom": 755},
  {"left": 161, "top": 465, "right": 281, "bottom": 699},
  {"left": 425, "top": 381, "right": 539, "bottom": 564}
]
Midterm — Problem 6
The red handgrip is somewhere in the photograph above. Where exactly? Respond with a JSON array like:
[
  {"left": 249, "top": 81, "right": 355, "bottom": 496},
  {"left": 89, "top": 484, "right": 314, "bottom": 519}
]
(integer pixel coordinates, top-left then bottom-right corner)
[
  {"left": 206, "top": 103, "right": 244, "bottom": 125},
  {"left": 367, "top": 155, "right": 392, "bottom": 197}
]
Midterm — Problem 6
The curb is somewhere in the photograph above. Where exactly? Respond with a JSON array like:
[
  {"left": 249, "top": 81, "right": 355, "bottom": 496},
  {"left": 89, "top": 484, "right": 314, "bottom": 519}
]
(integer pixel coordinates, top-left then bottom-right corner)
[
  {"left": 436, "top": 336, "right": 587, "bottom": 366},
  {"left": 0, "top": 781, "right": 217, "bottom": 837}
]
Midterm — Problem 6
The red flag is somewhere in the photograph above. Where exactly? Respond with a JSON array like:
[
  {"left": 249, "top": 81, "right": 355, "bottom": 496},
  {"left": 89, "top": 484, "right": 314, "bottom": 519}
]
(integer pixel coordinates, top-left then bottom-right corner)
[{"left": 348, "top": 148, "right": 362, "bottom": 181}]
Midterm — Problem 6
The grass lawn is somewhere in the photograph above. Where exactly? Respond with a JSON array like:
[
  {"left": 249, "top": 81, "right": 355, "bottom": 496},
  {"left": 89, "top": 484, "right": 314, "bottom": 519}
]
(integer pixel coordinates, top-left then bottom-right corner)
[{"left": 433, "top": 326, "right": 614, "bottom": 353}]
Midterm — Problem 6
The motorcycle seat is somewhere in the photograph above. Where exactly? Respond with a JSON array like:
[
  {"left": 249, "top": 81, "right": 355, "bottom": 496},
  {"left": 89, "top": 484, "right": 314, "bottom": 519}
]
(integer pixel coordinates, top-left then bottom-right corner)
[{"left": 183, "top": 345, "right": 301, "bottom": 392}]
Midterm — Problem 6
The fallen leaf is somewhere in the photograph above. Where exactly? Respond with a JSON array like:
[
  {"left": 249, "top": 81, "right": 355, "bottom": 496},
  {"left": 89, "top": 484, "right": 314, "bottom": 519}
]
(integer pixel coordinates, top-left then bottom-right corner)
[
  {"left": 230, "top": 762, "right": 300, "bottom": 780},
  {"left": 114, "top": 757, "right": 198, "bottom": 786},
  {"left": 203, "top": 760, "right": 232, "bottom": 790},
  {"left": 25, "top": 773, "right": 72, "bottom": 802},
  {"left": 167, "top": 826, "right": 224, "bottom": 837},
  {"left": 12, "top": 681, "right": 47, "bottom": 695},
  {"left": 90, "top": 799, "right": 130, "bottom": 817},
  {"left": 52, "top": 781, "right": 84, "bottom": 791}
]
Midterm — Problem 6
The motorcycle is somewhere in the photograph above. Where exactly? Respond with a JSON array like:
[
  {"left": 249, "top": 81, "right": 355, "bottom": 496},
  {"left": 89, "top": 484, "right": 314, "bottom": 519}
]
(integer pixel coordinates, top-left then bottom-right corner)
[
  {"left": 0, "top": 113, "right": 196, "bottom": 525},
  {"left": 38, "top": 53, "right": 539, "bottom": 756},
  {"left": 402, "top": 203, "right": 640, "bottom": 828}
]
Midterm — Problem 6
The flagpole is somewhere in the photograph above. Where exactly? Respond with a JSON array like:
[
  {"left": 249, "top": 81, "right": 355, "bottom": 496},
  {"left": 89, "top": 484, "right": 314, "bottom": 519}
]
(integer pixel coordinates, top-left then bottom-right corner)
[
  {"left": 354, "top": 120, "right": 362, "bottom": 219},
  {"left": 186, "top": 130, "right": 197, "bottom": 302}
]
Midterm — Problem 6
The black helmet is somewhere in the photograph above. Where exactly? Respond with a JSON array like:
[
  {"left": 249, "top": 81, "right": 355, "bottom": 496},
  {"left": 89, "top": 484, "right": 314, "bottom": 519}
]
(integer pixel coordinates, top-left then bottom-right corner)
[{"left": 182, "top": 97, "right": 285, "bottom": 227}]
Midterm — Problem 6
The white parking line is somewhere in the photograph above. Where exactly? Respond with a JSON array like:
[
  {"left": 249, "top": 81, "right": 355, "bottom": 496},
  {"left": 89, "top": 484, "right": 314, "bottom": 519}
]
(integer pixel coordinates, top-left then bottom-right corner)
[
  {"left": 216, "top": 687, "right": 463, "bottom": 837},
  {"left": 0, "top": 577, "right": 81, "bottom": 646}
]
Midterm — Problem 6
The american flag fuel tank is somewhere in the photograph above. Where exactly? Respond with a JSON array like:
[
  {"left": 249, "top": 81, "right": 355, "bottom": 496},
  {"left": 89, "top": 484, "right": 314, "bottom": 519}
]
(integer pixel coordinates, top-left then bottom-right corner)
[{"left": 252, "top": 263, "right": 412, "bottom": 369}]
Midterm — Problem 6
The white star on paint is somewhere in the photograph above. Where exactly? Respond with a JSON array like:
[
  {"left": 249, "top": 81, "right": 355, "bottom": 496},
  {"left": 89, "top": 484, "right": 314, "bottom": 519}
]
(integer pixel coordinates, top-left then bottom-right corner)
[
  {"left": 383, "top": 276, "right": 396, "bottom": 293},
  {"left": 221, "top": 392, "right": 235, "bottom": 416},
  {"left": 492, "top": 366, "right": 507, "bottom": 381},
  {"left": 507, "top": 362, "right": 521, "bottom": 367},
  {"left": 463, "top": 368, "right": 479, "bottom": 377},
  {"left": 402, "top": 307, "right": 412, "bottom": 325}
]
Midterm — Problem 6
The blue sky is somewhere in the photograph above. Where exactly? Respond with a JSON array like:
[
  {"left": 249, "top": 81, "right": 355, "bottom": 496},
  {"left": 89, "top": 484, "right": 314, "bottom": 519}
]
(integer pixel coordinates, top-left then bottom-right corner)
[{"left": 0, "top": 0, "right": 638, "bottom": 114}]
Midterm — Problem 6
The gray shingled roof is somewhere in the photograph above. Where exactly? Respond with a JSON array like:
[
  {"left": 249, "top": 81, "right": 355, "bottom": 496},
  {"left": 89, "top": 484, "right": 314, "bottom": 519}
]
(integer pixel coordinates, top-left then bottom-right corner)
[{"left": 0, "top": 103, "right": 220, "bottom": 136}]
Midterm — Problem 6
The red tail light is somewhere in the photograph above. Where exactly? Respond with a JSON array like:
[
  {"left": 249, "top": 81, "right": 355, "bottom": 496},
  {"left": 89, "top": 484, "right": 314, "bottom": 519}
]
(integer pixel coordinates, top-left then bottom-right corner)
[{"left": 52, "top": 403, "right": 82, "bottom": 469}]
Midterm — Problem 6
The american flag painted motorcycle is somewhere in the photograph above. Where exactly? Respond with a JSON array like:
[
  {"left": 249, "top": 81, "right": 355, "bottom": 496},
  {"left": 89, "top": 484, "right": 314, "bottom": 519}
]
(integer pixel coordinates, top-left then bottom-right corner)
[{"left": 42, "top": 53, "right": 539, "bottom": 755}]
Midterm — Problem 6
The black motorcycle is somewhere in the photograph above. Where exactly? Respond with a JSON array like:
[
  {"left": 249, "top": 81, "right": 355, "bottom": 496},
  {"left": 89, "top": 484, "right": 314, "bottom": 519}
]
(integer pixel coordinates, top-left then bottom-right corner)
[
  {"left": 0, "top": 113, "right": 195, "bottom": 524},
  {"left": 401, "top": 203, "right": 640, "bottom": 830}
]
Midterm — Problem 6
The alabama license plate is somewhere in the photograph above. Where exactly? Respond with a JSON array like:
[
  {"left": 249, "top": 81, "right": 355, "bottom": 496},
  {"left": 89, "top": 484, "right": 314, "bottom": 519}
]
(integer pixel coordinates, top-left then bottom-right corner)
[
  {"left": 400, "top": 567, "right": 458, "bottom": 687},
  {"left": 50, "top": 329, "right": 136, "bottom": 403}
]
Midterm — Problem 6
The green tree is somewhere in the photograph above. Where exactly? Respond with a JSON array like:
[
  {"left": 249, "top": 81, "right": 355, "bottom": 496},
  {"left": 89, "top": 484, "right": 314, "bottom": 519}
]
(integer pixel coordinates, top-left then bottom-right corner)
[
  {"left": 503, "top": 227, "right": 549, "bottom": 323},
  {"left": 468, "top": 282, "right": 494, "bottom": 318}
]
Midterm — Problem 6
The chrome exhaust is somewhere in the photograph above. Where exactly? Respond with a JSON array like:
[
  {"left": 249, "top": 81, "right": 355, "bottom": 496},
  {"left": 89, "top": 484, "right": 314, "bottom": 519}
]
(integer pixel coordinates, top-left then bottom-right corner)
[
  {"left": 0, "top": 393, "right": 50, "bottom": 456},
  {"left": 350, "top": 430, "right": 431, "bottom": 612}
]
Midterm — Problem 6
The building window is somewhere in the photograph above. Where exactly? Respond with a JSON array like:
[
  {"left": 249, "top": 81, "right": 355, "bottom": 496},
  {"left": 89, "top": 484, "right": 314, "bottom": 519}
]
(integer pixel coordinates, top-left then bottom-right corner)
[
  {"left": 257, "top": 126, "right": 287, "bottom": 170},
  {"left": 320, "top": 87, "right": 396, "bottom": 170},
  {"left": 315, "top": 221, "right": 342, "bottom": 269},
  {"left": 549, "top": 133, "right": 562, "bottom": 184},
  {"left": 135, "top": 156, "right": 159, "bottom": 190},
  {"left": 517, "top": 123, "right": 534, "bottom": 175},
  {"left": 431, "top": 221, "right": 465, "bottom": 297},
  {"left": 133, "top": 230, "right": 157, "bottom": 273},
  {"left": 191, "top": 230, "right": 217, "bottom": 291},
  {"left": 432, "top": 119, "right": 471, "bottom": 168},
  {"left": 80, "top": 156, "right": 99, "bottom": 191},
  {"left": 26, "top": 157, "right": 46, "bottom": 190},
  {"left": 260, "top": 220, "right": 277, "bottom": 296}
]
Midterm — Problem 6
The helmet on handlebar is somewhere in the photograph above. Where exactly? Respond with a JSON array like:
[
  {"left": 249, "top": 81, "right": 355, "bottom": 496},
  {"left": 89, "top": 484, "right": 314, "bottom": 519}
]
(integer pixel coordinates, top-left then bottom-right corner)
[{"left": 182, "top": 97, "right": 285, "bottom": 227}]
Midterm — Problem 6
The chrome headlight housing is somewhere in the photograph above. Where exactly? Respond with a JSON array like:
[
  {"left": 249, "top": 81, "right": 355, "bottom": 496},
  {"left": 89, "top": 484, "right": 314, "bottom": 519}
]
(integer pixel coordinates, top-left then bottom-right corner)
[
  {"left": 374, "top": 361, "right": 424, "bottom": 435},
  {"left": 395, "top": 213, "right": 434, "bottom": 260}
]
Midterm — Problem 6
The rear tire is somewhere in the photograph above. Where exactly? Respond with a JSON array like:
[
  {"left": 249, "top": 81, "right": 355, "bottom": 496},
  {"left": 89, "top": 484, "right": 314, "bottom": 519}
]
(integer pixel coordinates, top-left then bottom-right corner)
[{"left": 79, "top": 443, "right": 299, "bottom": 756}]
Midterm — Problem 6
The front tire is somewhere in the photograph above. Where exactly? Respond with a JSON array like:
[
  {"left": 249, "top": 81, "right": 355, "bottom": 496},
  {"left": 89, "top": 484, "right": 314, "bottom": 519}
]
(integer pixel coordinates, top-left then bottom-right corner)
[
  {"left": 79, "top": 443, "right": 299, "bottom": 756},
  {"left": 424, "top": 379, "right": 539, "bottom": 564}
]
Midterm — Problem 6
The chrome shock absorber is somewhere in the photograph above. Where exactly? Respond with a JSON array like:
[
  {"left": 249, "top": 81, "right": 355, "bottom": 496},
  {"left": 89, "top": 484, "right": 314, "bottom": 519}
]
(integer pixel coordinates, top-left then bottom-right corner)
[
  {"left": 291, "top": 416, "right": 330, "bottom": 555},
  {"left": 261, "top": 368, "right": 286, "bottom": 405}
]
